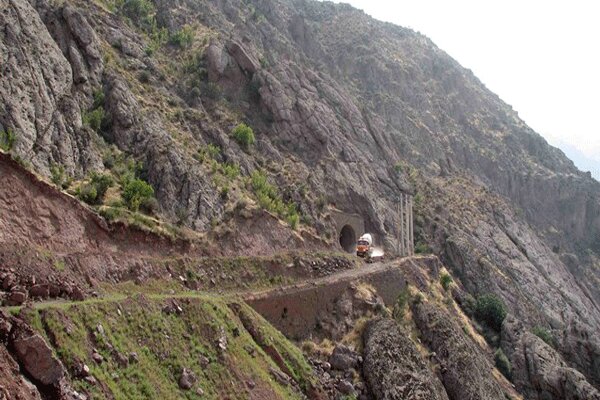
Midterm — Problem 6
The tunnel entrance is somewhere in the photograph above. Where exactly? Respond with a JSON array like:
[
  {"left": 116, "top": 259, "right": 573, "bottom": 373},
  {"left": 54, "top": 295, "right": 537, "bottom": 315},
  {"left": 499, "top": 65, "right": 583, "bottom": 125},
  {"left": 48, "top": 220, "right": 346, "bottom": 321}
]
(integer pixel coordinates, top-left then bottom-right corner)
[{"left": 339, "top": 224, "right": 356, "bottom": 253}]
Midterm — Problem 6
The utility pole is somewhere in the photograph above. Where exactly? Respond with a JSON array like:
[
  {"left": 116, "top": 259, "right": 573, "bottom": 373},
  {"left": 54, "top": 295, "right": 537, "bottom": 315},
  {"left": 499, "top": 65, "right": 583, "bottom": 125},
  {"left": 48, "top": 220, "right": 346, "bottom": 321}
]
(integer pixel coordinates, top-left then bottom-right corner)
[
  {"left": 409, "top": 195, "right": 414, "bottom": 255},
  {"left": 396, "top": 197, "right": 400, "bottom": 256},
  {"left": 399, "top": 193, "right": 405, "bottom": 257}
]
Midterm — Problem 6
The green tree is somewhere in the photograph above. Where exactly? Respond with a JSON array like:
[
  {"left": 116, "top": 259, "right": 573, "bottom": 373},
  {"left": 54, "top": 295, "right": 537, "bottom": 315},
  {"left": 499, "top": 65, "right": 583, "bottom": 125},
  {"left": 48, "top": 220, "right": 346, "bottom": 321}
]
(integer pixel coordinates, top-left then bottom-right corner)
[
  {"left": 475, "top": 294, "right": 507, "bottom": 331},
  {"left": 123, "top": 179, "right": 155, "bottom": 212},
  {"left": 232, "top": 123, "right": 255, "bottom": 150}
]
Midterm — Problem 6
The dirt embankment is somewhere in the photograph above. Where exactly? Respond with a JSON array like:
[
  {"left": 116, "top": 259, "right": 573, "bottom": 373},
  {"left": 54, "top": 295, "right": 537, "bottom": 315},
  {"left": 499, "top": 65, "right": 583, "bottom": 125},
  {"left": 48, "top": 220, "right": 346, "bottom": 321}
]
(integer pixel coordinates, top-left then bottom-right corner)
[{"left": 0, "top": 153, "right": 341, "bottom": 305}]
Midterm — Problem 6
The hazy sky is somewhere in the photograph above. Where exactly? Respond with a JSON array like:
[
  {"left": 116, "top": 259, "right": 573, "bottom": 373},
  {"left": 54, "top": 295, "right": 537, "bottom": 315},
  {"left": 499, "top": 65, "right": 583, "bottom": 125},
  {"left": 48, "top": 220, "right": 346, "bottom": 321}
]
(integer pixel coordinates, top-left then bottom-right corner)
[{"left": 331, "top": 0, "right": 600, "bottom": 163}]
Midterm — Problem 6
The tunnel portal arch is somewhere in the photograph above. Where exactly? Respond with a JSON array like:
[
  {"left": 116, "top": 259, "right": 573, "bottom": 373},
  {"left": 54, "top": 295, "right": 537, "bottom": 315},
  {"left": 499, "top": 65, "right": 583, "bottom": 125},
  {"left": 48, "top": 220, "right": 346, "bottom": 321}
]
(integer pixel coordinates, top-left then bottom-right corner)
[
  {"left": 339, "top": 225, "right": 356, "bottom": 253},
  {"left": 330, "top": 209, "right": 365, "bottom": 253}
]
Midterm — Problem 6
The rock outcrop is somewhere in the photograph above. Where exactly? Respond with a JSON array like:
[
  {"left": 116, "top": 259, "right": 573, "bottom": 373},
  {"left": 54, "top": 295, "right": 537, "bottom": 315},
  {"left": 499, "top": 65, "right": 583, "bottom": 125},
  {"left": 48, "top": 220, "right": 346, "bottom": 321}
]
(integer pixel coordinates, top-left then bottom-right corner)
[
  {"left": 363, "top": 318, "right": 449, "bottom": 400},
  {"left": 501, "top": 315, "right": 600, "bottom": 400},
  {"left": 411, "top": 301, "right": 506, "bottom": 399}
]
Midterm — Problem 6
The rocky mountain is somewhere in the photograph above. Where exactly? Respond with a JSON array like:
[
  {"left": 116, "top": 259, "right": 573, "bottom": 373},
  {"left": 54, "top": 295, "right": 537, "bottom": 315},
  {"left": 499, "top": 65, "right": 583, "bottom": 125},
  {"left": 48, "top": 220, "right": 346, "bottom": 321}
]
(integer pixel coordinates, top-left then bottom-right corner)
[{"left": 1, "top": 0, "right": 600, "bottom": 399}]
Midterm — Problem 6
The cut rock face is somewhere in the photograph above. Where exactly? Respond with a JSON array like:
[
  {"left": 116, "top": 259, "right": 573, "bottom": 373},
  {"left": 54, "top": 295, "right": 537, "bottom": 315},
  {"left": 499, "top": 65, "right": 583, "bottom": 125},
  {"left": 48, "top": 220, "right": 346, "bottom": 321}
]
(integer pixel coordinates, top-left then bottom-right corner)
[{"left": 362, "top": 318, "right": 449, "bottom": 400}]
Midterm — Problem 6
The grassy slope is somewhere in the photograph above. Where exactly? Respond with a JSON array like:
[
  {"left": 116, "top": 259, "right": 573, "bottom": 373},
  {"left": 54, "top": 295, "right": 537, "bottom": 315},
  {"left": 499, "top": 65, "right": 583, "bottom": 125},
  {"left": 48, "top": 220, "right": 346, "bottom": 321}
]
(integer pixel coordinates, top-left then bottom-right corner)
[{"left": 19, "top": 294, "right": 315, "bottom": 400}]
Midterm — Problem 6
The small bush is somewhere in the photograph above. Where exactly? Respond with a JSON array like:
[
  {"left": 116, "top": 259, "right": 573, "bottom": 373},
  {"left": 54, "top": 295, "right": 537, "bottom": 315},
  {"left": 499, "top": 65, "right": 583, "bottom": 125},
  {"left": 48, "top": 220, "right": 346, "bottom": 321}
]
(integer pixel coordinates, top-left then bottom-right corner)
[
  {"left": 77, "top": 184, "right": 98, "bottom": 204},
  {"left": 393, "top": 287, "right": 411, "bottom": 321},
  {"left": 203, "top": 82, "right": 222, "bottom": 100},
  {"left": 250, "top": 170, "right": 301, "bottom": 229},
  {"left": 140, "top": 197, "right": 159, "bottom": 215},
  {"left": 440, "top": 273, "right": 453, "bottom": 291},
  {"left": 138, "top": 70, "right": 151, "bottom": 83},
  {"left": 0, "top": 129, "right": 16, "bottom": 151},
  {"left": 532, "top": 326, "right": 555, "bottom": 347},
  {"left": 475, "top": 294, "right": 507, "bottom": 332},
  {"left": 222, "top": 163, "right": 240, "bottom": 179},
  {"left": 123, "top": 178, "right": 154, "bottom": 212},
  {"left": 414, "top": 242, "right": 431, "bottom": 254},
  {"left": 99, "top": 206, "right": 124, "bottom": 222},
  {"left": 494, "top": 348, "right": 512, "bottom": 380},
  {"left": 120, "top": 0, "right": 155, "bottom": 30},
  {"left": 83, "top": 108, "right": 105, "bottom": 133},
  {"left": 462, "top": 293, "right": 477, "bottom": 316},
  {"left": 232, "top": 123, "right": 255, "bottom": 150},
  {"left": 287, "top": 211, "right": 299, "bottom": 230},
  {"left": 92, "top": 89, "right": 105, "bottom": 109},
  {"left": 90, "top": 172, "right": 114, "bottom": 200},
  {"left": 50, "top": 164, "right": 71, "bottom": 189},
  {"left": 169, "top": 25, "right": 194, "bottom": 48}
]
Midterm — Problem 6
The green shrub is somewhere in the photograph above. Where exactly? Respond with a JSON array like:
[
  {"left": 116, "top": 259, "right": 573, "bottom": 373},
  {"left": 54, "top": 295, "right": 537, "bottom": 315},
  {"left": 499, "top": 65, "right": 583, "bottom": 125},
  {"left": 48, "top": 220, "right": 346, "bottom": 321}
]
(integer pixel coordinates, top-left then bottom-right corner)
[
  {"left": 286, "top": 210, "right": 299, "bottom": 230},
  {"left": 77, "top": 184, "right": 98, "bottom": 204},
  {"left": 0, "top": 129, "right": 16, "bottom": 151},
  {"left": 250, "top": 170, "right": 300, "bottom": 228},
  {"left": 169, "top": 25, "right": 194, "bottom": 48},
  {"left": 393, "top": 287, "right": 411, "bottom": 321},
  {"left": 99, "top": 206, "right": 124, "bottom": 222},
  {"left": 494, "top": 348, "right": 512, "bottom": 380},
  {"left": 222, "top": 163, "right": 240, "bottom": 179},
  {"left": 50, "top": 164, "right": 71, "bottom": 189},
  {"left": 120, "top": 0, "right": 155, "bottom": 30},
  {"left": 461, "top": 293, "right": 477, "bottom": 316},
  {"left": 83, "top": 108, "right": 105, "bottom": 133},
  {"left": 440, "top": 273, "right": 453, "bottom": 291},
  {"left": 140, "top": 196, "right": 159, "bottom": 215},
  {"left": 532, "top": 326, "right": 555, "bottom": 347},
  {"left": 138, "top": 70, "right": 151, "bottom": 83},
  {"left": 414, "top": 242, "right": 431, "bottom": 254},
  {"left": 90, "top": 172, "right": 114, "bottom": 200},
  {"left": 123, "top": 178, "right": 155, "bottom": 212},
  {"left": 475, "top": 294, "right": 507, "bottom": 331},
  {"left": 92, "top": 89, "right": 105, "bottom": 109},
  {"left": 203, "top": 82, "right": 222, "bottom": 100},
  {"left": 232, "top": 123, "right": 255, "bottom": 150}
]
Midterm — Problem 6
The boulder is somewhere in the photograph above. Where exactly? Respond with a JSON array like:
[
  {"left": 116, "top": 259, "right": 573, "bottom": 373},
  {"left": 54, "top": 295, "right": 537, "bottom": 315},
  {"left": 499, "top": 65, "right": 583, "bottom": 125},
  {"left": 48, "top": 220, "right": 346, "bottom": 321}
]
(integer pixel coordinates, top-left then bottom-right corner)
[
  {"left": 29, "top": 284, "right": 49, "bottom": 299},
  {"left": 6, "top": 290, "right": 27, "bottom": 306},
  {"left": 178, "top": 368, "right": 196, "bottom": 390},
  {"left": 12, "top": 330, "right": 65, "bottom": 385},
  {"left": 329, "top": 344, "right": 359, "bottom": 371}
]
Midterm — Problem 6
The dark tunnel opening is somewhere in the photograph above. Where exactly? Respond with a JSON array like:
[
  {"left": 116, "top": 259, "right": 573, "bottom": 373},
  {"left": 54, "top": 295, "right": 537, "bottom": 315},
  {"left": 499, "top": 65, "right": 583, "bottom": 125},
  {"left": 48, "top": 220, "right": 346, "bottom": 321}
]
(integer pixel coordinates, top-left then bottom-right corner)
[{"left": 339, "top": 224, "right": 356, "bottom": 253}]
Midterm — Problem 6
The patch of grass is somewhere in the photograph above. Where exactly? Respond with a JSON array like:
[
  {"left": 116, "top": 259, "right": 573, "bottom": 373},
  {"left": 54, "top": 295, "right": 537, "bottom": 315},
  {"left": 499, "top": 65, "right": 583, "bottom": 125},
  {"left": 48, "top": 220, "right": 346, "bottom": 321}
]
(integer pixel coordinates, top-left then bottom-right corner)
[
  {"left": 414, "top": 242, "right": 431, "bottom": 254},
  {"left": 532, "top": 326, "right": 556, "bottom": 347},
  {"left": 53, "top": 260, "right": 66, "bottom": 271},
  {"left": 83, "top": 107, "right": 105, "bottom": 133},
  {"left": 50, "top": 164, "right": 72, "bottom": 189},
  {"left": 169, "top": 25, "right": 194, "bottom": 49},
  {"left": 440, "top": 273, "right": 453, "bottom": 291},
  {"left": 494, "top": 348, "right": 512, "bottom": 380},
  {"left": 393, "top": 287, "right": 411, "bottom": 321},
  {"left": 250, "top": 170, "right": 300, "bottom": 229},
  {"left": 32, "top": 295, "right": 308, "bottom": 399},
  {"left": 0, "top": 128, "right": 16, "bottom": 151}
]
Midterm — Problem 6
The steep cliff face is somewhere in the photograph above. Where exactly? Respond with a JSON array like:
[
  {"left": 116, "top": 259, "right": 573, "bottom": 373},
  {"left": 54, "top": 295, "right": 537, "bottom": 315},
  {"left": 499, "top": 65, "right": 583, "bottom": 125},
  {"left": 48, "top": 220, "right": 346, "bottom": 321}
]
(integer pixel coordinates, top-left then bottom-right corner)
[{"left": 1, "top": 0, "right": 600, "bottom": 396}]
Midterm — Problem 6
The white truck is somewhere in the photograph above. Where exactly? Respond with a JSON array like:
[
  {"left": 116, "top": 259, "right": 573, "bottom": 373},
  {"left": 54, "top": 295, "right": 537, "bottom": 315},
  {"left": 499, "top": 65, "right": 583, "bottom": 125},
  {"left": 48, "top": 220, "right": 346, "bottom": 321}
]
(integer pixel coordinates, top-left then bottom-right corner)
[{"left": 356, "top": 233, "right": 373, "bottom": 258}]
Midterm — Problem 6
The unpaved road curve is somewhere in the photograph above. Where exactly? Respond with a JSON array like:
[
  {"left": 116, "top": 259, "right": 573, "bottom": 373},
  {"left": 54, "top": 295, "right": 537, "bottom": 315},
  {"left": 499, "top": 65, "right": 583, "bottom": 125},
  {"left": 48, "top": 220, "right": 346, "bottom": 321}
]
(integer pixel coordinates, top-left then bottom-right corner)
[{"left": 3, "top": 256, "right": 431, "bottom": 312}]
